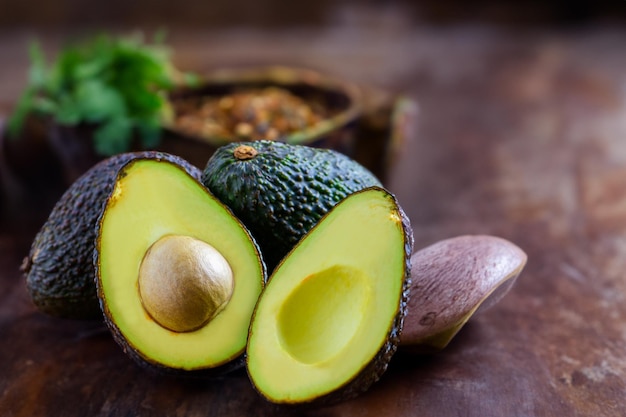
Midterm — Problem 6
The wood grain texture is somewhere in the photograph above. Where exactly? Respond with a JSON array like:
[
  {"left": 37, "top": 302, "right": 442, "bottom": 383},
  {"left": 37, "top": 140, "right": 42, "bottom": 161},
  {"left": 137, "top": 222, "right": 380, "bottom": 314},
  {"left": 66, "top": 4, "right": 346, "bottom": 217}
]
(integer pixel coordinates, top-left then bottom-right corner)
[{"left": 2, "top": 25, "right": 626, "bottom": 416}]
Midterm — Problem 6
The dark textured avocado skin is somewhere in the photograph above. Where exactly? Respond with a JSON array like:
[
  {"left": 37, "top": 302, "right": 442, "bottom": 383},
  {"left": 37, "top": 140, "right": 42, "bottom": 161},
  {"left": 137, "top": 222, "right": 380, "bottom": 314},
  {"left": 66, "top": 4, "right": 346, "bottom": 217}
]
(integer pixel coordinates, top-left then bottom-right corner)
[
  {"left": 201, "top": 140, "right": 382, "bottom": 271},
  {"left": 23, "top": 152, "right": 201, "bottom": 319}
]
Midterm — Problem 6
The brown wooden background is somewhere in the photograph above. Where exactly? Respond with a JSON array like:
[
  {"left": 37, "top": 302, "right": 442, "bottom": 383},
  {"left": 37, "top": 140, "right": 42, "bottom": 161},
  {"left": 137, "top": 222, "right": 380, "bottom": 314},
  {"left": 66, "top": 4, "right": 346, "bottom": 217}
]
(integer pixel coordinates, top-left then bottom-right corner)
[
  {"left": 1, "top": 2, "right": 626, "bottom": 416},
  {"left": 1, "top": 0, "right": 625, "bottom": 29}
]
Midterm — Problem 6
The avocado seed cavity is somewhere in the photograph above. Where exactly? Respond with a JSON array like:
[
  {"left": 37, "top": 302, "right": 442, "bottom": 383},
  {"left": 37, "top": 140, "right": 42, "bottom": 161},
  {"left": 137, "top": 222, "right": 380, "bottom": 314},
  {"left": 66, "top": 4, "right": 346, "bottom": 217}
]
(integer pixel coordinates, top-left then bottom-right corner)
[
  {"left": 277, "top": 265, "right": 370, "bottom": 364},
  {"left": 138, "top": 235, "right": 234, "bottom": 333}
]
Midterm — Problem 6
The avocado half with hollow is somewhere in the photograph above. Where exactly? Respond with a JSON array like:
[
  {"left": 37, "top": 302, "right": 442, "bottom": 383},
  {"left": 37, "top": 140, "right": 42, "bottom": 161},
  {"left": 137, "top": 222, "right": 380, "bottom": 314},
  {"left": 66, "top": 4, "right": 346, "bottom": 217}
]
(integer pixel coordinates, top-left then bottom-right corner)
[
  {"left": 246, "top": 186, "right": 413, "bottom": 405},
  {"left": 94, "top": 158, "right": 266, "bottom": 375}
]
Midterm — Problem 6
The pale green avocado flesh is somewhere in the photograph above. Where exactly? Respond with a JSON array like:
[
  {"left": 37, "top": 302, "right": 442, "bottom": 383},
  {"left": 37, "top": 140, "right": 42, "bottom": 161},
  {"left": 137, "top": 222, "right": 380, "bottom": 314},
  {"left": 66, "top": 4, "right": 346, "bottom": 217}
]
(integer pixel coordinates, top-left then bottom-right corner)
[
  {"left": 96, "top": 158, "right": 265, "bottom": 374},
  {"left": 247, "top": 187, "right": 412, "bottom": 404}
]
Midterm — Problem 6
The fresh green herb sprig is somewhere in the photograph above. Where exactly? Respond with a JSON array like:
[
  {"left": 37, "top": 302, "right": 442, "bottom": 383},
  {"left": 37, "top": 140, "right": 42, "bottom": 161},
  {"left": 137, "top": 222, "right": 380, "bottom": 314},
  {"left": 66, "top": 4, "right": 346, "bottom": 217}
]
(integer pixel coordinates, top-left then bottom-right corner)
[{"left": 8, "top": 33, "right": 192, "bottom": 156}]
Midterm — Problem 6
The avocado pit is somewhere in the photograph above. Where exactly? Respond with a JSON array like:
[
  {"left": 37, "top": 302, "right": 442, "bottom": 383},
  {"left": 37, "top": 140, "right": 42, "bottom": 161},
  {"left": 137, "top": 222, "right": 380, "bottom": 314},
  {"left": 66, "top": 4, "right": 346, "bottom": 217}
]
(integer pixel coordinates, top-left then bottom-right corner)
[{"left": 138, "top": 235, "right": 235, "bottom": 333}]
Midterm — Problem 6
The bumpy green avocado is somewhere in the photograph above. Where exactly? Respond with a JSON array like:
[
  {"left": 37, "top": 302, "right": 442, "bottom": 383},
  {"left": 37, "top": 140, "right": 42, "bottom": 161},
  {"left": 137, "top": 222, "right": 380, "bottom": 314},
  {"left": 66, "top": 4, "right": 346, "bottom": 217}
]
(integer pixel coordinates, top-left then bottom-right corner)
[
  {"left": 247, "top": 187, "right": 413, "bottom": 405},
  {"left": 201, "top": 140, "right": 382, "bottom": 271},
  {"left": 22, "top": 152, "right": 201, "bottom": 319},
  {"left": 94, "top": 158, "right": 265, "bottom": 376}
]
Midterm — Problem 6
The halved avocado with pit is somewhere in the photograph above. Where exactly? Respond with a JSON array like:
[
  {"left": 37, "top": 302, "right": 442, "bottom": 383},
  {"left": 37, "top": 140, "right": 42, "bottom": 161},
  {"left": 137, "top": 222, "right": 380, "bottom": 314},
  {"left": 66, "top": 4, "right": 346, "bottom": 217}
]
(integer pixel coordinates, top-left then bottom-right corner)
[
  {"left": 246, "top": 186, "right": 413, "bottom": 405},
  {"left": 95, "top": 158, "right": 266, "bottom": 375}
]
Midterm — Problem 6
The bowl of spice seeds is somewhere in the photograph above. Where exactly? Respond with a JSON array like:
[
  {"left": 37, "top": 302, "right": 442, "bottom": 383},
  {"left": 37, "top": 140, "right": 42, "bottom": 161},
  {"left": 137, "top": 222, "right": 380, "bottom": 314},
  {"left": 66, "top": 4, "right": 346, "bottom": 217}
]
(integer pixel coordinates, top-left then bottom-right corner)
[
  {"left": 160, "top": 66, "right": 417, "bottom": 182},
  {"left": 161, "top": 66, "right": 362, "bottom": 163}
]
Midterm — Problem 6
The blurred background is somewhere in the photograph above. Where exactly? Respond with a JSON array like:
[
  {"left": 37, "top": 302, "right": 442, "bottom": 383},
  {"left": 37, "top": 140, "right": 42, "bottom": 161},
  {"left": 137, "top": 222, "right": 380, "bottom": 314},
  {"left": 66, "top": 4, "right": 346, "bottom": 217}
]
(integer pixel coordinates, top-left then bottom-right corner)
[
  {"left": 1, "top": 0, "right": 625, "bottom": 226},
  {"left": 1, "top": 0, "right": 625, "bottom": 108},
  {"left": 1, "top": 0, "right": 625, "bottom": 29},
  {"left": 1, "top": 0, "right": 624, "bottom": 87}
]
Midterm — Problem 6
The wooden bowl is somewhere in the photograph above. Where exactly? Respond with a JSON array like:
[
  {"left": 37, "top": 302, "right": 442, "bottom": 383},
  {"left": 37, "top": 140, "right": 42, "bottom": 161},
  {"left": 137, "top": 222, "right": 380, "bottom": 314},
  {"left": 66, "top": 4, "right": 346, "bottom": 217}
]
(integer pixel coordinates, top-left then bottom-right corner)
[{"left": 0, "top": 66, "right": 416, "bottom": 219}]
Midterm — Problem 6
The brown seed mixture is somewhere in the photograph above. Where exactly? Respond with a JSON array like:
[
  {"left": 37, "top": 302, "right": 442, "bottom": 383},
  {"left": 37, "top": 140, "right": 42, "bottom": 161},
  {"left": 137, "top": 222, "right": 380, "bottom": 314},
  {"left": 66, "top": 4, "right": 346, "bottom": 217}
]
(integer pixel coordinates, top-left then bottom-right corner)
[{"left": 173, "top": 87, "right": 328, "bottom": 142}]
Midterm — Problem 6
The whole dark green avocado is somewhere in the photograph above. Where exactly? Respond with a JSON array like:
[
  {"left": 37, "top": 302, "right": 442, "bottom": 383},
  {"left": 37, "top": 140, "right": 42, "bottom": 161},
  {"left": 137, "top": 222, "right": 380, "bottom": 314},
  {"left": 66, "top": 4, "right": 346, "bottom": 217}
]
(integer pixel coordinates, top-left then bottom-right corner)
[
  {"left": 201, "top": 140, "right": 382, "bottom": 271},
  {"left": 22, "top": 152, "right": 201, "bottom": 319}
]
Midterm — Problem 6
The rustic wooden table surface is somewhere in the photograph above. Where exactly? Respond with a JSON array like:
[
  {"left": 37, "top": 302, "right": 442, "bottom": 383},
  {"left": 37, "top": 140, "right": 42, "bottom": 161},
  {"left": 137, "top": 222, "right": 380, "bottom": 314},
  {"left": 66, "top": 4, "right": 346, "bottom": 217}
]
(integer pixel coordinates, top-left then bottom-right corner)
[{"left": 1, "top": 24, "right": 626, "bottom": 416}]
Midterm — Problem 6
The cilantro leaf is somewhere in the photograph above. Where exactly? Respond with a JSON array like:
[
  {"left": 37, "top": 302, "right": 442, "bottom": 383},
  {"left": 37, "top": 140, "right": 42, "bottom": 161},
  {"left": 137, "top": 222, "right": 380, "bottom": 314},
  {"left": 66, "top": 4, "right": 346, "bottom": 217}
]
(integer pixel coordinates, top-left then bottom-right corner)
[
  {"left": 8, "top": 33, "right": 190, "bottom": 156},
  {"left": 75, "top": 80, "right": 126, "bottom": 123},
  {"left": 93, "top": 117, "right": 133, "bottom": 155}
]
